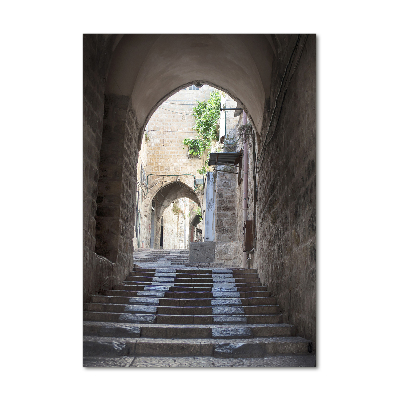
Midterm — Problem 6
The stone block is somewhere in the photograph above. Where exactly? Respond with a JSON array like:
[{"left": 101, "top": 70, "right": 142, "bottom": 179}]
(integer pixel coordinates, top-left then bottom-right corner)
[{"left": 189, "top": 241, "right": 215, "bottom": 263}]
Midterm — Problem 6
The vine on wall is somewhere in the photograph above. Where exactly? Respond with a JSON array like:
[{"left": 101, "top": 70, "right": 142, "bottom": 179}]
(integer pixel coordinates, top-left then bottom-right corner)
[{"left": 183, "top": 91, "right": 221, "bottom": 175}]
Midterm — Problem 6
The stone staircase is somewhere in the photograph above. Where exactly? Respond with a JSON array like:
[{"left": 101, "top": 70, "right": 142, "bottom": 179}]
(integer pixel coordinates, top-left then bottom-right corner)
[
  {"left": 132, "top": 249, "right": 190, "bottom": 266},
  {"left": 83, "top": 256, "right": 315, "bottom": 367}
]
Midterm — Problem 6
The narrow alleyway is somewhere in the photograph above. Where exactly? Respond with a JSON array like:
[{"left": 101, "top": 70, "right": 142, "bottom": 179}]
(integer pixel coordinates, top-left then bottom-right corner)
[
  {"left": 83, "top": 250, "right": 315, "bottom": 367},
  {"left": 83, "top": 34, "right": 317, "bottom": 366}
]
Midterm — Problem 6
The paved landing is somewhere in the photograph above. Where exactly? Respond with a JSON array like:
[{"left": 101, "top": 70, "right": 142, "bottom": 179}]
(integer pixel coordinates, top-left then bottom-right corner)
[{"left": 83, "top": 355, "right": 316, "bottom": 367}]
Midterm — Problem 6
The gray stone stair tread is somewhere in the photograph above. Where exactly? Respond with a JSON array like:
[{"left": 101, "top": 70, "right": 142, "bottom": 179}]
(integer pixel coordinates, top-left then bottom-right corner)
[
  {"left": 91, "top": 295, "right": 272, "bottom": 303},
  {"left": 83, "top": 321, "right": 291, "bottom": 329},
  {"left": 83, "top": 335, "right": 310, "bottom": 344},
  {"left": 83, "top": 355, "right": 315, "bottom": 367},
  {"left": 83, "top": 335, "right": 310, "bottom": 358},
  {"left": 83, "top": 321, "right": 292, "bottom": 338},
  {"left": 84, "top": 311, "right": 280, "bottom": 319},
  {"left": 86, "top": 303, "right": 277, "bottom": 311},
  {"left": 130, "top": 355, "right": 315, "bottom": 367}
]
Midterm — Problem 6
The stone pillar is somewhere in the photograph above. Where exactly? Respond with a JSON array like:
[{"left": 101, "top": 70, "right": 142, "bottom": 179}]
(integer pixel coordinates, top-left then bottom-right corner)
[
  {"left": 204, "top": 171, "right": 216, "bottom": 241},
  {"left": 214, "top": 166, "right": 241, "bottom": 268},
  {"left": 150, "top": 209, "right": 155, "bottom": 248}
]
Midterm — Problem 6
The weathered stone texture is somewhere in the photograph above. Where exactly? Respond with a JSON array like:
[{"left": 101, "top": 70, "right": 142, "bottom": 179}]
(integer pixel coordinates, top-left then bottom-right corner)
[
  {"left": 214, "top": 167, "right": 241, "bottom": 267},
  {"left": 83, "top": 34, "right": 116, "bottom": 303},
  {"left": 95, "top": 94, "right": 129, "bottom": 262},
  {"left": 90, "top": 98, "right": 141, "bottom": 300},
  {"left": 84, "top": 35, "right": 142, "bottom": 302},
  {"left": 215, "top": 241, "right": 241, "bottom": 267},
  {"left": 116, "top": 102, "right": 140, "bottom": 273},
  {"left": 189, "top": 242, "right": 216, "bottom": 263},
  {"left": 254, "top": 35, "right": 316, "bottom": 350}
]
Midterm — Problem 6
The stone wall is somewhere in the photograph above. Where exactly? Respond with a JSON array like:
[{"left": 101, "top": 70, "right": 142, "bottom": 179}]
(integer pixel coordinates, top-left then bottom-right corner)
[
  {"left": 214, "top": 166, "right": 241, "bottom": 267},
  {"left": 254, "top": 34, "right": 316, "bottom": 349},
  {"left": 116, "top": 102, "right": 141, "bottom": 271},
  {"left": 83, "top": 36, "right": 143, "bottom": 303},
  {"left": 91, "top": 97, "right": 141, "bottom": 300},
  {"left": 134, "top": 129, "right": 150, "bottom": 249},
  {"left": 83, "top": 34, "right": 116, "bottom": 303},
  {"left": 95, "top": 94, "right": 130, "bottom": 262},
  {"left": 145, "top": 85, "right": 213, "bottom": 179}
]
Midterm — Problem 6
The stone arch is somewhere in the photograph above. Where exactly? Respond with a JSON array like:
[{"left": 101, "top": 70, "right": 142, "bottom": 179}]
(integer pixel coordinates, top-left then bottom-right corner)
[
  {"left": 89, "top": 34, "right": 275, "bottom": 289},
  {"left": 150, "top": 181, "right": 201, "bottom": 249},
  {"left": 105, "top": 34, "right": 274, "bottom": 134}
]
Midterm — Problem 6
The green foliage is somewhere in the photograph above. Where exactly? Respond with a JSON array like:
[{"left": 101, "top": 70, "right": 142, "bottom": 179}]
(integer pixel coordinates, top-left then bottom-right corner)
[
  {"left": 183, "top": 138, "right": 203, "bottom": 156},
  {"left": 196, "top": 207, "right": 203, "bottom": 222},
  {"left": 197, "top": 164, "right": 208, "bottom": 175},
  {"left": 192, "top": 91, "right": 221, "bottom": 145},
  {"left": 183, "top": 91, "right": 221, "bottom": 174}
]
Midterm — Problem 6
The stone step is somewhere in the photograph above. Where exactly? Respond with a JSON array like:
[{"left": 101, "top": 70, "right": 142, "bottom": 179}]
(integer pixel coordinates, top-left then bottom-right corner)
[
  {"left": 164, "top": 290, "right": 272, "bottom": 298},
  {"left": 84, "top": 311, "right": 282, "bottom": 324},
  {"left": 91, "top": 295, "right": 274, "bottom": 306},
  {"left": 83, "top": 336, "right": 310, "bottom": 358},
  {"left": 124, "top": 278, "right": 262, "bottom": 285},
  {"left": 83, "top": 355, "right": 316, "bottom": 367},
  {"left": 161, "top": 297, "right": 275, "bottom": 306},
  {"left": 83, "top": 321, "right": 293, "bottom": 339},
  {"left": 125, "top": 275, "right": 261, "bottom": 283},
  {"left": 169, "top": 286, "right": 268, "bottom": 293},
  {"left": 133, "top": 268, "right": 259, "bottom": 276},
  {"left": 130, "top": 269, "right": 259, "bottom": 275},
  {"left": 119, "top": 284, "right": 265, "bottom": 291},
  {"left": 115, "top": 284, "right": 267, "bottom": 292},
  {"left": 85, "top": 262, "right": 312, "bottom": 364},
  {"left": 122, "top": 281, "right": 263, "bottom": 288},
  {"left": 156, "top": 314, "right": 282, "bottom": 325},
  {"left": 171, "top": 282, "right": 265, "bottom": 288},
  {"left": 84, "top": 303, "right": 279, "bottom": 315},
  {"left": 134, "top": 255, "right": 189, "bottom": 258},
  {"left": 104, "top": 289, "right": 272, "bottom": 298}
]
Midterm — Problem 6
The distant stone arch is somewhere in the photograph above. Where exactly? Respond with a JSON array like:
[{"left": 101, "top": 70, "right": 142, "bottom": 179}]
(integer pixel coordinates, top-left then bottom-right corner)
[{"left": 150, "top": 181, "right": 201, "bottom": 249}]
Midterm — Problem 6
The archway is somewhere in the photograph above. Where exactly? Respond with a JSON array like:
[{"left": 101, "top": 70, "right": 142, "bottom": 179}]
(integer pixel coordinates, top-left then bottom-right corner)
[
  {"left": 150, "top": 181, "right": 201, "bottom": 249},
  {"left": 92, "top": 34, "right": 274, "bottom": 268}
]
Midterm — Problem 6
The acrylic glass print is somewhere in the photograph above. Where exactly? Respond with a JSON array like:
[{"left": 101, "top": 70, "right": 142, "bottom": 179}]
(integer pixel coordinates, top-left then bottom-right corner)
[{"left": 83, "top": 34, "right": 316, "bottom": 367}]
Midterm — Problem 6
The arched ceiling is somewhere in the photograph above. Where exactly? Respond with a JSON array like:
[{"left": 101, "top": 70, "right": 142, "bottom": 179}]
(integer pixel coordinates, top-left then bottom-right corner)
[
  {"left": 106, "top": 34, "right": 275, "bottom": 132},
  {"left": 152, "top": 181, "right": 200, "bottom": 216}
]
